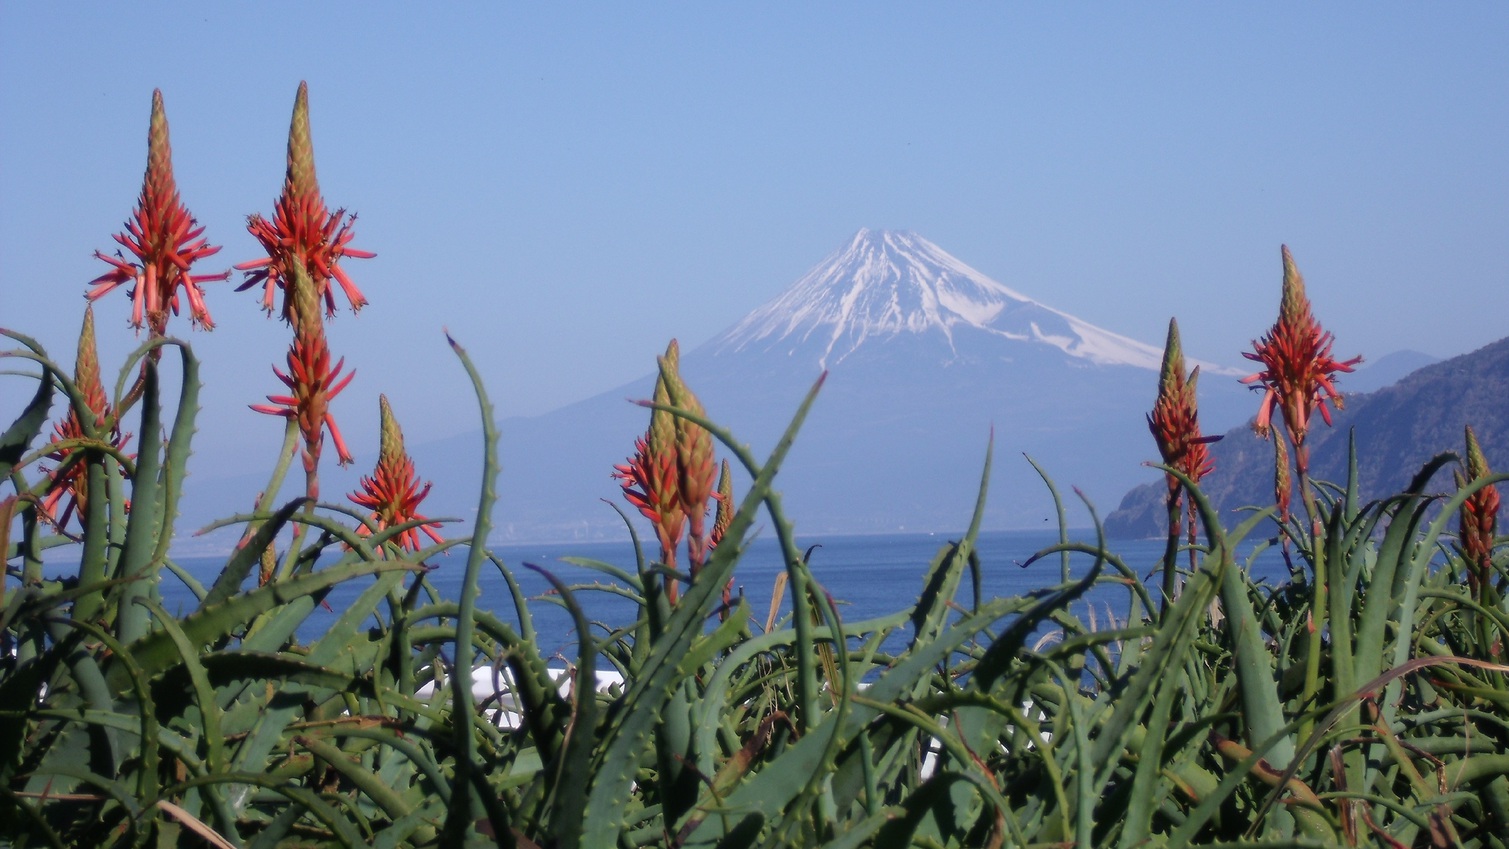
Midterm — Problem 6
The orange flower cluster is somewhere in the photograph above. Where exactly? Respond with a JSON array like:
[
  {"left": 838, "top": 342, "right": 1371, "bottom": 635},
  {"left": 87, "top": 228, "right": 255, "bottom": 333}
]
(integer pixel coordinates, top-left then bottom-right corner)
[
  {"left": 41, "top": 307, "right": 132, "bottom": 530},
  {"left": 613, "top": 341, "right": 730, "bottom": 602},
  {"left": 348, "top": 395, "right": 443, "bottom": 553},
  {"left": 1242, "top": 246, "right": 1360, "bottom": 528},
  {"left": 80, "top": 82, "right": 444, "bottom": 577},
  {"left": 1148, "top": 318, "right": 1219, "bottom": 496},
  {"left": 1456, "top": 426, "right": 1500, "bottom": 601},
  {"left": 248, "top": 299, "right": 356, "bottom": 479},
  {"left": 1241, "top": 246, "right": 1361, "bottom": 448},
  {"left": 235, "top": 83, "right": 373, "bottom": 322},
  {"left": 88, "top": 90, "right": 228, "bottom": 334}
]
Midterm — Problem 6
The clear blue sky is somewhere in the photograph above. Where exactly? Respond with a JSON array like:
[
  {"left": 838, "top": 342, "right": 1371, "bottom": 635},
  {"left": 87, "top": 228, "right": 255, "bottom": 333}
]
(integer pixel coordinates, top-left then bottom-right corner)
[{"left": 3, "top": 4, "right": 1506, "bottom": 465}]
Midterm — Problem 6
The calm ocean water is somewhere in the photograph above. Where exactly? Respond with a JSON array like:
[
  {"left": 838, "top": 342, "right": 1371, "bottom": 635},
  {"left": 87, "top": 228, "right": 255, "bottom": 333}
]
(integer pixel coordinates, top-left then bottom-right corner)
[{"left": 134, "top": 529, "right": 1290, "bottom": 657}]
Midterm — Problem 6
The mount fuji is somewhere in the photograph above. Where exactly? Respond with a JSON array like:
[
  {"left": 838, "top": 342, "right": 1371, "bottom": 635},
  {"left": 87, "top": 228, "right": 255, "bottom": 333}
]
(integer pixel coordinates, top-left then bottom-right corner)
[
  {"left": 396, "top": 229, "right": 1257, "bottom": 542},
  {"left": 714, "top": 229, "right": 1170, "bottom": 372},
  {"left": 172, "top": 229, "right": 1258, "bottom": 549}
]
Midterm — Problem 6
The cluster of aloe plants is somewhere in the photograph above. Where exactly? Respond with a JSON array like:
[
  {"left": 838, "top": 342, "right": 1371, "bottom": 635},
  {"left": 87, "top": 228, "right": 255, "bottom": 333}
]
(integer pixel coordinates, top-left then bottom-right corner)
[{"left": 6, "top": 85, "right": 1509, "bottom": 848}]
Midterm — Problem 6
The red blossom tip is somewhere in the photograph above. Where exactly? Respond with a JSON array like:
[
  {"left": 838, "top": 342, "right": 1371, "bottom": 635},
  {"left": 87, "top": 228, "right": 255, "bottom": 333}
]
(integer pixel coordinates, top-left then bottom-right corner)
[
  {"left": 349, "top": 395, "right": 442, "bottom": 551},
  {"left": 238, "top": 82, "right": 371, "bottom": 323},
  {"left": 89, "top": 89, "right": 224, "bottom": 335},
  {"left": 1241, "top": 246, "right": 1360, "bottom": 446}
]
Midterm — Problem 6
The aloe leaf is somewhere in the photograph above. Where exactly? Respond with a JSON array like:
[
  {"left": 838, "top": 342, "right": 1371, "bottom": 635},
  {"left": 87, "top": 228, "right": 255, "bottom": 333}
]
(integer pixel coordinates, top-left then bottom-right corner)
[
  {"left": 1170, "top": 470, "right": 1296, "bottom": 771},
  {"left": 579, "top": 532, "right": 750, "bottom": 847},
  {"left": 0, "top": 784, "right": 67, "bottom": 849},
  {"left": 135, "top": 596, "right": 238, "bottom": 842},
  {"left": 297, "top": 734, "right": 420, "bottom": 830},
  {"left": 172, "top": 772, "right": 368, "bottom": 848},
  {"left": 116, "top": 352, "right": 165, "bottom": 644},
  {"left": 908, "top": 435, "right": 990, "bottom": 663},
  {"left": 1024, "top": 454, "right": 1073, "bottom": 582},
  {"left": 1112, "top": 524, "right": 1230, "bottom": 844},
  {"left": 0, "top": 361, "right": 52, "bottom": 480},
  {"left": 47, "top": 614, "right": 162, "bottom": 808},
  {"left": 402, "top": 600, "right": 570, "bottom": 761},
  {"left": 558, "top": 556, "right": 641, "bottom": 588},
  {"left": 690, "top": 609, "right": 910, "bottom": 789},
  {"left": 440, "top": 333, "right": 500, "bottom": 845},
  {"left": 816, "top": 806, "right": 898, "bottom": 849},
  {"left": 108, "top": 559, "right": 416, "bottom": 689},
  {"left": 328, "top": 726, "right": 453, "bottom": 807},
  {"left": 680, "top": 596, "right": 1027, "bottom": 846},
  {"left": 972, "top": 550, "right": 1106, "bottom": 689},
  {"left": 218, "top": 580, "right": 421, "bottom": 788},
  {"left": 201, "top": 497, "right": 310, "bottom": 611},
  {"left": 161, "top": 556, "right": 208, "bottom": 606},
  {"left": 151, "top": 338, "right": 200, "bottom": 567},
  {"left": 488, "top": 550, "right": 541, "bottom": 649},
  {"left": 307, "top": 565, "right": 410, "bottom": 673},
  {"left": 909, "top": 541, "right": 973, "bottom": 657},
  {"left": 526, "top": 564, "right": 597, "bottom": 849},
  {"left": 0, "top": 636, "right": 62, "bottom": 782},
  {"left": 22, "top": 760, "right": 147, "bottom": 825}
]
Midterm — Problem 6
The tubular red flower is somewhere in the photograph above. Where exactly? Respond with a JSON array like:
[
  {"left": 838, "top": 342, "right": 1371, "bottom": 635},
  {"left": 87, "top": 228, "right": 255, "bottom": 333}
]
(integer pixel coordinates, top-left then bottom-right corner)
[
  {"left": 1456, "top": 426, "right": 1500, "bottom": 599},
  {"left": 614, "top": 345, "right": 691, "bottom": 588},
  {"left": 656, "top": 341, "right": 717, "bottom": 570},
  {"left": 251, "top": 332, "right": 355, "bottom": 481},
  {"left": 234, "top": 82, "right": 373, "bottom": 323},
  {"left": 88, "top": 90, "right": 227, "bottom": 334},
  {"left": 41, "top": 307, "right": 133, "bottom": 530},
  {"left": 1148, "top": 319, "right": 1219, "bottom": 493},
  {"left": 349, "top": 396, "right": 443, "bottom": 552},
  {"left": 1240, "top": 246, "right": 1361, "bottom": 446},
  {"left": 613, "top": 436, "right": 686, "bottom": 567}
]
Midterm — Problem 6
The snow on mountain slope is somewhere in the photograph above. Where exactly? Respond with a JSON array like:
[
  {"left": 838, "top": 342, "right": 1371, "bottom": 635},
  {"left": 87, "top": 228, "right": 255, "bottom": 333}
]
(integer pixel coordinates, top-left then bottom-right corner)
[{"left": 712, "top": 229, "right": 1169, "bottom": 371}]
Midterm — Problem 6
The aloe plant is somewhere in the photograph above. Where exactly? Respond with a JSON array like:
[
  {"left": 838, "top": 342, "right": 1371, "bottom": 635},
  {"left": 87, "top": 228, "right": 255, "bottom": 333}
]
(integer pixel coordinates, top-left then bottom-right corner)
[{"left": 8, "top": 84, "right": 1509, "bottom": 848}]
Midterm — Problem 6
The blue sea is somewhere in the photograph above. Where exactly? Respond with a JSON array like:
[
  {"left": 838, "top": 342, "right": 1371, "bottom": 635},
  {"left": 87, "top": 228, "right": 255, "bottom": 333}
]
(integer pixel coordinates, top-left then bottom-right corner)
[{"left": 134, "top": 529, "right": 1291, "bottom": 657}]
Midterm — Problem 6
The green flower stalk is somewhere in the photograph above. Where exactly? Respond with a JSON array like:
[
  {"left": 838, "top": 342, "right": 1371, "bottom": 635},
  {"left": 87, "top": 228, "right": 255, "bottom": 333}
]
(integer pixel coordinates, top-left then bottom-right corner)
[
  {"left": 711, "top": 458, "right": 734, "bottom": 550},
  {"left": 88, "top": 89, "right": 227, "bottom": 334},
  {"left": 1272, "top": 427, "right": 1292, "bottom": 525}
]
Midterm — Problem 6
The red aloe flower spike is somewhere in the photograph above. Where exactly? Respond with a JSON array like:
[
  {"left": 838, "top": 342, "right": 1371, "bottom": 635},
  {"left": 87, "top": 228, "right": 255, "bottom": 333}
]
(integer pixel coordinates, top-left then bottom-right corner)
[
  {"left": 1148, "top": 318, "right": 1221, "bottom": 594},
  {"left": 88, "top": 89, "right": 227, "bottom": 334},
  {"left": 1148, "top": 318, "right": 1220, "bottom": 495},
  {"left": 1240, "top": 246, "right": 1362, "bottom": 447},
  {"left": 251, "top": 268, "right": 355, "bottom": 496},
  {"left": 235, "top": 81, "right": 374, "bottom": 323},
  {"left": 1455, "top": 425, "right": 1499, "bottom": 600},
  {"left": 657, "top": 341, "right": 718, "bottom": 572},
  {"left": 613, "top": 344, "right": 687, "bottom": 594},
  {"left": 349, "top": 395, "right": 444, "bottom": 553},
  {"left": 41, "top": 307, "right": 133, "bottom": 530},
  {"left": 249, "top": 334, "right": 355, "bottom": 475}
]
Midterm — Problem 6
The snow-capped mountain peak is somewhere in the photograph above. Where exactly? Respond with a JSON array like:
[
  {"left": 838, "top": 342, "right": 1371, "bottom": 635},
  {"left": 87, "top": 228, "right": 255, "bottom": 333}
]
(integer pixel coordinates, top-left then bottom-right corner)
[{"left": 711, "top": 228, "right": 1168, "bottom": 371}]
